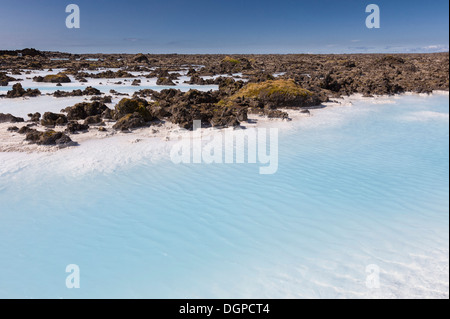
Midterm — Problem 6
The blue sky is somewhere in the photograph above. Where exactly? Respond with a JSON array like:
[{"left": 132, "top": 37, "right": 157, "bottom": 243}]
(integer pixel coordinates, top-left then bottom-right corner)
[{"left": 0, "top": 0, "right": 448, "bottom": 54}]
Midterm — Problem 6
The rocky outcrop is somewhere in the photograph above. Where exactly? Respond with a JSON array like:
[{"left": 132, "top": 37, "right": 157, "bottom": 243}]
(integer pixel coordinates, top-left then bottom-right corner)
[
  {"left": 114, "top": 98, "right": 156, "bottom": 122},
  {"left": 76, "top": 70, "right": 134, "bottom": 79},
  {"left": 53, "top": 89, "right": 83, "bottom": 97},
  {"left": 133, "top": 89, "right": 155, "bottom": 98},
  {"left": 18, "top": 126, "right": 35, "bottom": 134},
  {"left": 1, "top": 51, "right": 447, "bottom": 147},
  {"left": 109, "top": 89, "right": 128, "bottom": 96},
  {"left": 156, "top": 77, "right": 176, "bottom": 86},
  {"left": 7, "top": 126, "right": 19, "bottom": 132},
  {"left": 219, "top": 56, "right": 253, "bottom": 74},
  {"left": 149, "top": 89, "right": 244, "bottom": 129},
  {"left": 83, "top": 115, "right": 103, "bottom": 125},
  {"left": 266, "top": 110, "right": 290, "bottom": 119},
  {"left": 63, "top": 102, "right": 110, "bottom": 121},
  {"left": 66, "top": 122, "right": 89, "bottom": 133},
  {"left": 41, "top": 112, "right": 68, "bottom": 127},
  {"left": 53, "top": 86, "right": 102, "bottom": 98},
  {"left": 231, "top": 79, "right": 321, "bottom": 109},
  {"left": 197, "top": 56, "right": 254, "bottom": 75},
  {"left": 184, "top": 75, "right": 217, "bottom": 85},
  {"left": 248, "top": 72, "right": 275, "bottom": 83},
  {"left": 28, "top": 112, "right": 41, "bottom": 122},
  {"left": 113, "top": 113, "right": 147, "bottom": 131},
  {"left": 133, "top": 53, "right": 149, "bottom": 64},
  {"left": 0, "top": 113, "right": 25, "bottom": 123},
  {"left": 34, "top": 73, "right": 71, "bottom": 83},
  {"left": 6, "top": 83, "right": 41, "bottom": 98},
  {"left": 0, "top": 72, "right": 17, "bottom": 86},
  {"left": 147, "top": 69, "right": 180, "bottom": 80},
  {"left": 25, "top": 130, "right": 74, "bottom": 146},
  {"left": 219, "top": 78, "right": 245, "bottom": 96},
  {"left": 83, "top": 86, "right": 102, "bottom": 95},
  {"left": 90, "top": 95, "right": 112, "bottom": 103}
]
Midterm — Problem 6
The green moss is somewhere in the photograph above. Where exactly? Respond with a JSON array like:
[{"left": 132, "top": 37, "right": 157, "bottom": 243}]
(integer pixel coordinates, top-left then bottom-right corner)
[
  {"left": 223, "top": 56, "right": 241, "bottom": 65},
  {"left": 231, "top": 79, "right": 312, "bottom": 100},
  {"left": 119, "top": 114, "right": 133, "bottom": 121},
  {"left": 43, "top": 130, "right": 57, "bottom": 138},
  {"left": 43, "top": 73, "right": 71, "bottom": 83},
  {"left": 216, "top": 99, "right": 234, "bottom": 108}
]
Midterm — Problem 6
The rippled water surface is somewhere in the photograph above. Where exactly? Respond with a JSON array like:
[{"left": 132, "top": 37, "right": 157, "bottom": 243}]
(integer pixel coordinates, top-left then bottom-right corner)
[{"left": 0, "top": 94, "right": 448, "bottom": 298}]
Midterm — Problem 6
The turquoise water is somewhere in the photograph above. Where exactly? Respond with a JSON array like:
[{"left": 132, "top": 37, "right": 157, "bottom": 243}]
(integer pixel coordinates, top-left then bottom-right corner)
[{"left": 0, "top": 94, "right": 448, "bottom": 298}]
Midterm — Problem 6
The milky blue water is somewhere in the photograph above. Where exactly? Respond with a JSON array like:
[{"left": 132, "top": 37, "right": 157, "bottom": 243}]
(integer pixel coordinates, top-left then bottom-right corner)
[
  {"left": 0, "top": 94, "right": 448, "bottom": 298},
  {"left": 0, "top": 84, "right": 218, "bottom": 94}
]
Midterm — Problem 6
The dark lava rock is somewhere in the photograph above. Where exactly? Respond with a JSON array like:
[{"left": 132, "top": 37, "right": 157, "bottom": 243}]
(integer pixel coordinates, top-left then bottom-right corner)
[
  {"left": 218, "top": 56, "right": 253, "bottom": 74},
  {"left": 114, "top": 98, "right": 156, "bottom": 122},
  {"left": 133, "top": 53, "right": 149, "bottom": 64},
  {"left": 113, "top": 113, "right": 147, "bottom": 131},
  {"left": 53, "top": 87, "right": 102, "bottom": 98},
  {"left": 83, "top": 86, "right": 102, "bottom": 95},
  {"left": 0, "top": 113, "right": 25, "bottom": 123},
  {"left": 28, "top": 112, "right": 41, "bottom": 122},
  {"left": 64, "top": 102, "right": 109, "bottom": 120},
  {"left": 266, "top": 110, "right": 290, "bottom": 119},
  {"left": 248, "top": 72, "right": 276, "bottom": 83},
  {"left": 300, "top": 109, "right": 311, "bottom": 115},
  {"left": 219, "top": 78, "right": 245, "bottom": 96},
  {"left": 66, "top": 122, "right": 89, "bottom": 134},
  {"left": 7, "top": 126, "right": 19, "bottom": 132},
  {"left": 26, "top": 130, "right": 74, "bottom": 146},
  {"left": 184, "top": 75, "right": 216, "bottom": 85},
  {"left": 6, "top": 83, "right": 41, "bottom": 98},
  {"left": 84, "top": 115, "right": 102, "bottom": 125},
  {"left": 148, "top": 89, "right": 243, "bottom": 129},
  {"left": 0, "top": 72, "right": 17, "bottom": 86},
  {"left": 77, "top": 70, "right": 134, "bottom": 79},
  {"left": 41, "top": 112, "right": 68, "bottom": 127},
  {"left": 34, "top": 73, "right": 71, "bottom": 83},
  {"left": 156, "top": 77, "right": 176, "bottom": 86},
  {"left": 90, "top": 95, "right": 112, "bottom": 103},
  {"left": 133, "top": 89, "right": 156, "bottom": 98},
  {"left": 53, "top": 89, "right": 83, "bottom": 97},
  {"left": 102, "top": 108, "right": 114, "bottom": 120},
  {"left": 109, "top": 89, "right": 128, "bottom": 96},
  {"left": 18, "top": 126, "right": 35, "bottom": 134}
]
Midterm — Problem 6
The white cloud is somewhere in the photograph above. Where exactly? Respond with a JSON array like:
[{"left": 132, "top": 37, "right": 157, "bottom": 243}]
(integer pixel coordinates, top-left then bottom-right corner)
[{"left": 422, "top": 44, "right": 449, "bottom": 52}]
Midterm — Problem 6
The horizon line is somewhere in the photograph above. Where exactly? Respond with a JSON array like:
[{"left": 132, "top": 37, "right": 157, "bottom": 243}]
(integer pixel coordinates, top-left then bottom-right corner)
[{"left": 2, "top": 48, "right": 449, "bottom": 56}]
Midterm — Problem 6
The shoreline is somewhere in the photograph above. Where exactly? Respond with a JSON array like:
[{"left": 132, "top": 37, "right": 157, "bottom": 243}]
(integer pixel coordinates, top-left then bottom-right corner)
[
  {"left": 1, "top": 52, "right": 448, "bottom": 154},
  {"left": 0, "top": 90, "right": 448, "bottom": 154}
]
